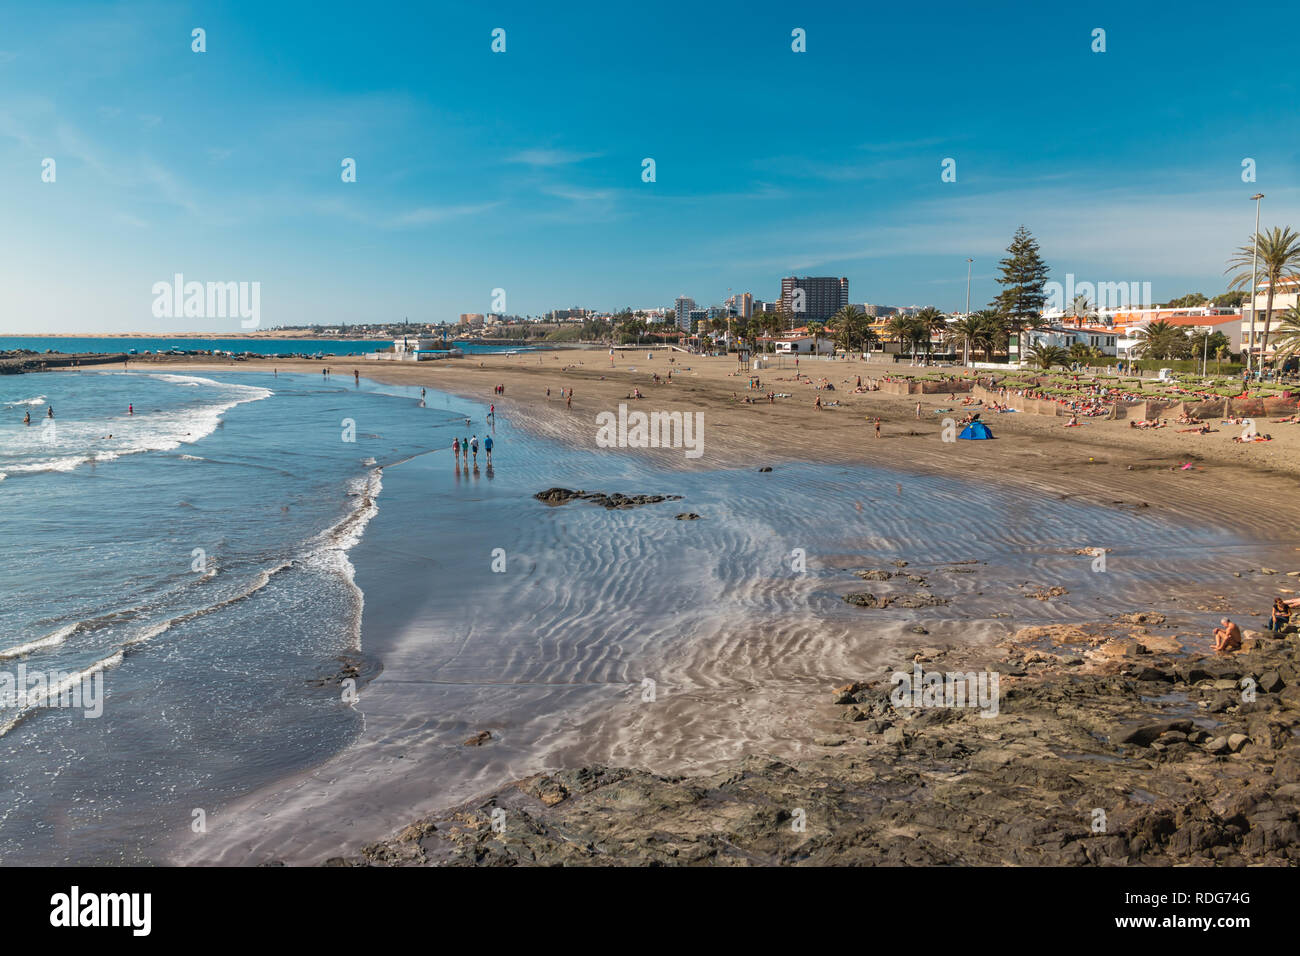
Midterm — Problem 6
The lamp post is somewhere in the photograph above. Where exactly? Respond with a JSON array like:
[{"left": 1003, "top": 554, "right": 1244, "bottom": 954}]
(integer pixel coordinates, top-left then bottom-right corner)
[
  {"left": 964, "top": 258, "right": 973, "bottom": 366},
  {"left": 1248, "top": 193, "right": 1264, "bottom": 372}
]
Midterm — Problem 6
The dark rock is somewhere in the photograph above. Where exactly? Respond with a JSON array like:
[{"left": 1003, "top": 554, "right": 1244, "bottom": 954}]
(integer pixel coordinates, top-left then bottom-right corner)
[
  {"left": 890, "top": 592, "right": 949, "bottom": 609},
  {"left": 1177, "top": 664, "right": 1215, "bottom": 684},
  {"left": 1135, "top": 666, "right": 1175, "bottom": 683},
  {"left": 675, "top": 513, "right": 701, "bottom": 520},
  {"left": 854, "top": 569, "right": 894, "bottom": 581},
  {"left": 534, "top": 488, "right": 683, "bottom": 510},
  {"left": 1116, "top": 720, "right": 1192, "bottom": 747},
  {"left": 1116, "top": 612, "right": 1167, "bottom": 626}
]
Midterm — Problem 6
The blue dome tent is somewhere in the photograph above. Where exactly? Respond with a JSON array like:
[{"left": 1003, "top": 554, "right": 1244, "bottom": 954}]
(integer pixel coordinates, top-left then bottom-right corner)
[{"left": 958, "top": 420, "right": 993, "bottom": 440}]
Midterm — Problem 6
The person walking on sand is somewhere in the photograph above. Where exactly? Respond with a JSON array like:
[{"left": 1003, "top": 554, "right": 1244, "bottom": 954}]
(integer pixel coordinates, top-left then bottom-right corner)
[
  {"left": 453, "top": 437, "right": 460, "bottom": 460},
  {"left": 566, "top": 391, "right": 573, "bottom": 409},
  {"left": 470, "top": 435, "right": 479, "bottom": 464},
  {"left": 875, "top": 417, "right": 881, "bottom": 439},
  {"left": 915, "top": 401, "right": 922, "bottom": 419},
  {"left": 1213, "top": 618, "right": 1241, "bottom": 653},
  {"left": 484, "top": 433, "right": 493, "bottom": 464}
]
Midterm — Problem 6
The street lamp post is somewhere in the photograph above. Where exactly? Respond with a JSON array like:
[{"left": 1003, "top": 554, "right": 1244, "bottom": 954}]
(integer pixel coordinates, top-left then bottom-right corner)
[
  {"left": 964, "top": 258, "right": 973, "bottom": 366},
  {"left": 1248, "top": 193, "right": 1264, "bottom": 372}
]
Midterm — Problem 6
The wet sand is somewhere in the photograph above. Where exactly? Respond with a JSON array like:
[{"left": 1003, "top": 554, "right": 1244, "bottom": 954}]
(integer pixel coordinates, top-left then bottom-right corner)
[
  {"left": 142, "top": 350, "right": 1300, "bottom": 541},
  {"left": 104, "top": 353, "right": 1300, "bottom": 864}
]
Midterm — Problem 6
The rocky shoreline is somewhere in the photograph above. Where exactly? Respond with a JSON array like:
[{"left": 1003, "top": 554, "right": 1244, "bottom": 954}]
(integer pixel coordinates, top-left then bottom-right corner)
[{"left": 294, "top": 613, "right": 1300, "bottom": 867}]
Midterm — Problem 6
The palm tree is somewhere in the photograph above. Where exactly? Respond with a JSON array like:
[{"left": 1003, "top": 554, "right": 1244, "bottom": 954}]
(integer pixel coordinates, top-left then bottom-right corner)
[
  {"left": 1226, "top": 226, "right": 1300, "bottom": 359},
  {"left": 1068, "top": 342, "right": 1102, "bottom": 362},
  {"left": 945, "top": 315, "right": 984, "bottom": 365},
  {"left": 1133, "top": 320, "right": 1190, "bottom": 360},
  {"left": 1267, "top": 305, "right": 1300, "bottom": 361},
  {"left": 1215, "top": 344, "right": 1230, "bottom": 373},
  {"left": 756, "top": 311, "right": 785, "bottom": 352},
  {"left": 913, "top": 306, "right": 948, "bottom": 359},
  {"left": 886, "top": 314, "right": 926, "bottom": 358},
  {"left": 1067, "top": 294, "right": 1096, "bottom": 320},
  {"left": 829, "top": 305, "right": 866, "bottom": 355},
  {"left": 971, "top": 309, "right": 1006, "bottom": 362},
  {"left": 1026, "top": 341, "right": 1068, "bottom": 369}
]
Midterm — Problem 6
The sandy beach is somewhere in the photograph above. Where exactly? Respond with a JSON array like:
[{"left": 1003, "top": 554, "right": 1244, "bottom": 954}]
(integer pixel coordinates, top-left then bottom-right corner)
[
  {"left": 68, "top": 349, "right": 1292, "bottom": 866},
  {"left": 144, "top": 349, "right": 1300, "bottom": 542}
]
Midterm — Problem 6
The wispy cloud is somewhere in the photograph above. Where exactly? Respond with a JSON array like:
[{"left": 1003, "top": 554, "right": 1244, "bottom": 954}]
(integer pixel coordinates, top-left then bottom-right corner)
[
  {"left": 542, "top": 184, "right": 613, "bottom": 202},
  {"left": 507, "top": 148, "right": 601, "bottom": 167},
  {"left": 388, "top": 202, "right": 502, "bottom": 227}
]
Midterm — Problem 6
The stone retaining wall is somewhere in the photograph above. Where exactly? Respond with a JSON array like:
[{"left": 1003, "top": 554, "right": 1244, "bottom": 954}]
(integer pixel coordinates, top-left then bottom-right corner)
[{"left": 877, "top": 378, "right": 974, "bottom": 396}]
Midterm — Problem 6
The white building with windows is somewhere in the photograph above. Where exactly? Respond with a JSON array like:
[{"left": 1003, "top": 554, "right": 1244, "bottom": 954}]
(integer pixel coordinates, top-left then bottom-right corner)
[
  {"left": 1010, "top": 323, "right": 1119, "bottom": 364},
  {"left": 1241, "top": 278, "right": 1299, "bottom": 357},
  {"left": 758, "top": 329, "right": 835, "bottom": 355}
]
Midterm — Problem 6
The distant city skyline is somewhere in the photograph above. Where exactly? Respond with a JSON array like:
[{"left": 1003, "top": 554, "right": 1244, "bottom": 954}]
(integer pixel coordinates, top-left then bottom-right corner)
[{"left": 1, "top": 0, "right": 1297, "bottom": 333}]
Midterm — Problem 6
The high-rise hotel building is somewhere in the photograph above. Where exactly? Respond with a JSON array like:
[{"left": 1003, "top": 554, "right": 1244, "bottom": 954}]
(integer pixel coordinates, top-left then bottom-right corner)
[{"left": 780, "top": 276, "right": 849, "bottom": 322}]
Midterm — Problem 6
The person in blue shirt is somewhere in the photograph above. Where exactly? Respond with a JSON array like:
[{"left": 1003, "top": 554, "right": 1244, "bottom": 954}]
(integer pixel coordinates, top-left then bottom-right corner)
[{"left": 484, "top": 434, "right": 493, "bottom": 464}]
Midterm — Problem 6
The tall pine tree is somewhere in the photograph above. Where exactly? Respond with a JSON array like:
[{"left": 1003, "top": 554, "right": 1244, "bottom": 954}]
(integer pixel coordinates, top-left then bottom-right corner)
[{"left": 991, "top": 225, "right": 1050, "bottom": 329}]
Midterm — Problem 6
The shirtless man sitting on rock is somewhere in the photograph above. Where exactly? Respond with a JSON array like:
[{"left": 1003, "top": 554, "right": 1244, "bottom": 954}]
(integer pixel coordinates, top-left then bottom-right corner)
[{"left": 1213, "top": 618, "right": 1242, "bottom": 653}]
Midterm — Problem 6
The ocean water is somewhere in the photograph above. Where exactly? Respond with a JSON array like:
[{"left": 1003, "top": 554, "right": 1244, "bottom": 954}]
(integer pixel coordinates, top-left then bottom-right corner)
[
  {"left": 0, "top": 370, "right": 436, "bottom": 863},
  {"left": 0, "top": 368, "right": 1276, "bottom": 864},
  {"left": 0, "top": 336, "right": 526, "bottom": 357}
]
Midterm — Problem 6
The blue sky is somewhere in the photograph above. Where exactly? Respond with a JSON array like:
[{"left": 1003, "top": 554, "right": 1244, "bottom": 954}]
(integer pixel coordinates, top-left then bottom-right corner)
[{"left": 1, "top": 0, "right": 1297, "bottom": 332}]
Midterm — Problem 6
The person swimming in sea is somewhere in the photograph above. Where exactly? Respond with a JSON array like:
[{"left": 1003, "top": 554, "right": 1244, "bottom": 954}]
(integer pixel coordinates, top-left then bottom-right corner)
[
  {"left": 47, "top": 406, "right": 54, "bottom": 418},
  {"left": 23, "top": 411, "right": 31, "bottom": 425}
]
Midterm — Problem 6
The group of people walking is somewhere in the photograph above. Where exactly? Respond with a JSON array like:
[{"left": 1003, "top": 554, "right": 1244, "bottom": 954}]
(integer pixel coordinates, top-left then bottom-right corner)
[{"left": 453, "top": 432, "right": 492, "bottom": 466}]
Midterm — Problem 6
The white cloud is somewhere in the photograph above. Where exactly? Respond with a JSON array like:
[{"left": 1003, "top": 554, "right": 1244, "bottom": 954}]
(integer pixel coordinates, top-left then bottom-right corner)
[{"left": 507, "top": 148, "right": 601, "bottom": 167}]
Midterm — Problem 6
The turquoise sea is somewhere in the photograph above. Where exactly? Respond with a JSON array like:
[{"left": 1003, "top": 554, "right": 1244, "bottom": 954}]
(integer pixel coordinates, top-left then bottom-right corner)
[{"left": 0, "top": 336, "right": 525, "bottom": 357}]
